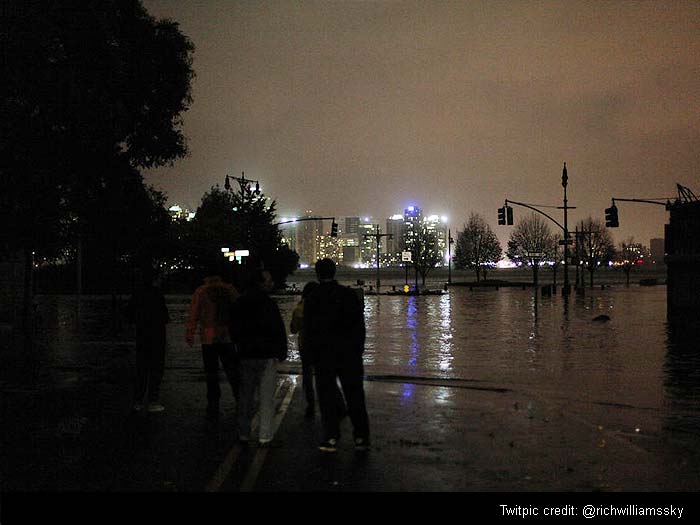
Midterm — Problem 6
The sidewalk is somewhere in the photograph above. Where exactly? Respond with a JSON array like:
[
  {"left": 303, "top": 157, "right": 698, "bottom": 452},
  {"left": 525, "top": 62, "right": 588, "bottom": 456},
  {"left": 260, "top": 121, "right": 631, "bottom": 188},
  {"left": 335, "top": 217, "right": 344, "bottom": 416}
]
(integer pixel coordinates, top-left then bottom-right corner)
[{"left": 250, "top": 371, "right": 700, "bottom": 492}]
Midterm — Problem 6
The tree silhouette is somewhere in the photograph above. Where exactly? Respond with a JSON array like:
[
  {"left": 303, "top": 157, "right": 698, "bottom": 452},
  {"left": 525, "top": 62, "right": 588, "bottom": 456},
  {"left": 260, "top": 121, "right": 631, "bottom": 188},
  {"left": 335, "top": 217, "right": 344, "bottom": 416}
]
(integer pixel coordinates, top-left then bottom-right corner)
[
  {"left": 408, "top": 223, "right": 441, "bottom": 286},
  {"left": 615, "top": 237, "right": 649, "bottom": 287},
  {"left": 575, "top": 217, "right": 615, "bottom": 288},
  {"left": 189, "top": 186, "right": 298, "bottom": 288},
  {"left": 454, "top": 213, "right": 502, "bottom": 282},
  {"left": 1, "top": 0, "right": 195, "bottom": 299},
  {"left": 507, "top": 213, "right": 558, "bottom": 286}
]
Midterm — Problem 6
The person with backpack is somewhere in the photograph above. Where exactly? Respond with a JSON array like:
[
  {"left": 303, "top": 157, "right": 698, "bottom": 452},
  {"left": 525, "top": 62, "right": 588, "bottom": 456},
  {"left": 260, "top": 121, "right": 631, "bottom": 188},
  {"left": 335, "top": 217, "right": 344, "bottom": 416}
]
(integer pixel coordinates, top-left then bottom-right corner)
[{"left": 304, "top": 258, "right": 370, "bottom": 452}]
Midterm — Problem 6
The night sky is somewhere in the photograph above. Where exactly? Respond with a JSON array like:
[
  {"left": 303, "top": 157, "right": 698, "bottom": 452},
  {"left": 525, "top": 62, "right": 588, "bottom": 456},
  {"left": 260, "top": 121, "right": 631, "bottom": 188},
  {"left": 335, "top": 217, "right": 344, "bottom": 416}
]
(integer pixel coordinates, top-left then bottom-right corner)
[{"left": 142, "top": 0, "right": 700, "bottom": 247}]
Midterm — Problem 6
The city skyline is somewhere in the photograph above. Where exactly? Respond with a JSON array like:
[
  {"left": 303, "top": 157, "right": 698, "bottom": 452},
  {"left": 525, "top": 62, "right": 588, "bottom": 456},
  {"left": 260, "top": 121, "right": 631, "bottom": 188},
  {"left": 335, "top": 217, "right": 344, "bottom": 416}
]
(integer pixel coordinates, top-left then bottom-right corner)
[{"left": 143, "top": 0, "right": 699, "bottom": 249}]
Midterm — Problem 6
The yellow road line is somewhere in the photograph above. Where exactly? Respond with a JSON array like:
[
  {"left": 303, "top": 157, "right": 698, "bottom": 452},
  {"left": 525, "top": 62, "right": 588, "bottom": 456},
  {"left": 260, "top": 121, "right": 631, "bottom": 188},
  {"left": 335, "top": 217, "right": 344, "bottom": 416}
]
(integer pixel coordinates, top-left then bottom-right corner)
[
  {"left": 240, "top": 376, "right": 297, "bottom": 492},
  {"left": 205, "top": 375, "right": 297, "bottom": 492}
]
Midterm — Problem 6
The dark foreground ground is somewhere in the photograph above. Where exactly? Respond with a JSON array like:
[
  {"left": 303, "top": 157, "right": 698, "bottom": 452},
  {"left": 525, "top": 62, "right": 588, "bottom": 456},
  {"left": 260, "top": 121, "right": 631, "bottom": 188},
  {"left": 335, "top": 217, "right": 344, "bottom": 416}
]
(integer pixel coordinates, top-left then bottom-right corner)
[{"left": 1, "top": 278, "right": 697, "bottom": 522}]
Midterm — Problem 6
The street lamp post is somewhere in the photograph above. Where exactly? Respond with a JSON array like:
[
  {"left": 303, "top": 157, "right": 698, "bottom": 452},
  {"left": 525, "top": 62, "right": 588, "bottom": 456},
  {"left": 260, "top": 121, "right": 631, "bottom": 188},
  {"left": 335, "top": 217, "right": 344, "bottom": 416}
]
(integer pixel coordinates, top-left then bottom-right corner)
[
  {"left": 447, "top": 228, "right": 454, "bottom": 285},
  {"left": 562, "top": 162, "right": 570, "bottom": 296},
  {"left": 225, "top": 171, "right": 260, "bottom": 200},
  {"left": 223, "top": 171, "right": 261, "bottom": 268}
]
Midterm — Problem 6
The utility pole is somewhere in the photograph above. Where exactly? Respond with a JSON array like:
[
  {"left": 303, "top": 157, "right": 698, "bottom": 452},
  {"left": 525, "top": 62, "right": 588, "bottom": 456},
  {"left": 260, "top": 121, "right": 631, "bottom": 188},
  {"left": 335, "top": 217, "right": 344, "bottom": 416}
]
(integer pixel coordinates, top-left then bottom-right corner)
[{"left": 363, "top": 225, "right": 392, "bottom": 294}]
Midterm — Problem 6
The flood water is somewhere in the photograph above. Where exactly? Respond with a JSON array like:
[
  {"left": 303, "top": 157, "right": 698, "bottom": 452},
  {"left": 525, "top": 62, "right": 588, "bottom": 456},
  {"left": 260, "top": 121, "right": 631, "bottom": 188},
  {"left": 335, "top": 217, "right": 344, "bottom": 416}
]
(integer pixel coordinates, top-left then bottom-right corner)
[{"left": 33, "top": 284, "right": 700, "bottom": 443}]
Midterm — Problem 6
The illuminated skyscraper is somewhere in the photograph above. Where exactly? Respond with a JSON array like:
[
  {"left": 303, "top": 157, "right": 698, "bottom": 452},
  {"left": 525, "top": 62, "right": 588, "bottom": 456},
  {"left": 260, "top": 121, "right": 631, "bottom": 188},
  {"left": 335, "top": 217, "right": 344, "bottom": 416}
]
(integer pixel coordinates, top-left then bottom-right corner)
[
  {"left": 385, "top": 214, "right": 405, "bottom": 263},
  {"left": 296, "top": 210, "right": 322, "bottom": 265},
  {"left": 359, "top": 217, "right": 379, "bottom": 266}
]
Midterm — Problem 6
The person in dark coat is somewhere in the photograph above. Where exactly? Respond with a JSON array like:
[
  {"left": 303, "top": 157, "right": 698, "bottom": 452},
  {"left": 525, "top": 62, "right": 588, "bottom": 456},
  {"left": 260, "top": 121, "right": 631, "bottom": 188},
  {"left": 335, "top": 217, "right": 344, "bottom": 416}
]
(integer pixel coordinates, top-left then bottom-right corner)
[
  {"left": 291, "top": 281, "right": 348, "bottom": 419},
  {"left": 231, "top": 269, "right": 287, "bottom": 445},
  {"left": 304, "top": 258, "right": 370, "bottom": 452},
  {"left": 126, "top": 266, "right": 170, "bottom": 413}
]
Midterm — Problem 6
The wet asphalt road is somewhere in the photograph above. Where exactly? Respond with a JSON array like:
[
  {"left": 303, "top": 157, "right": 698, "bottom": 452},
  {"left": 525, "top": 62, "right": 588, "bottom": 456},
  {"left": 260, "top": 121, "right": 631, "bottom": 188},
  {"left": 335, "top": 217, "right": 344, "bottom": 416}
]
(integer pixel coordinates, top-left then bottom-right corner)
[{"left": 3, "top": 347, "right": 700, "bottom": 494}]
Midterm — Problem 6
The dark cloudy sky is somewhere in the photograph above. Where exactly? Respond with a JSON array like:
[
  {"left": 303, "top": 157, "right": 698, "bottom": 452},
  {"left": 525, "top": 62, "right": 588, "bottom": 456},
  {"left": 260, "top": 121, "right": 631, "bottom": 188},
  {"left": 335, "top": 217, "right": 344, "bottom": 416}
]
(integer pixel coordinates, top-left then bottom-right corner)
[{"left": 143, "top": 0, "right": 700, "bottom": 246}]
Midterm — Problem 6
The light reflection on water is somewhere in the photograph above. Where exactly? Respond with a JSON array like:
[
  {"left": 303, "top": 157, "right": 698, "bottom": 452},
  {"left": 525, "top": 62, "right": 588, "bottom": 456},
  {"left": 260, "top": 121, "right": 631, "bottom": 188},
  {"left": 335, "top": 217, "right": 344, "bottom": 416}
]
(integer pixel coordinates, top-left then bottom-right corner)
[
  {"left": 35, "top": 286, "right": 700, "bottom": 427},
  {"left": 281, "top": 286, "right": 694, "bottom": 414}
]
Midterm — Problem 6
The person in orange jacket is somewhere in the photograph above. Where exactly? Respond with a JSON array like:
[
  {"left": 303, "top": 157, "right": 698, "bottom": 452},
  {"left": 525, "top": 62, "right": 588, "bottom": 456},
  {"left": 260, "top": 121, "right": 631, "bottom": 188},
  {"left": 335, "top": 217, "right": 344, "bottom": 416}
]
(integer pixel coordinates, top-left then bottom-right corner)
[{"left": 186, "top": 263, "right": 240, "bottom": 419}]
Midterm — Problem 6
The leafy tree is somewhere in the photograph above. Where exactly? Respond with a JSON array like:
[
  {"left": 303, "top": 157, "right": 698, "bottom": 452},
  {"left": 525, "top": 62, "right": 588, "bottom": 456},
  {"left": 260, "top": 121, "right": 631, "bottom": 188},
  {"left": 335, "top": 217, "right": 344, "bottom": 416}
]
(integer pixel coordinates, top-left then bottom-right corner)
[
  {"left": 575, "top": 217, "right": 615, "bottom": 288},
  {"left": 189, "top": 185, "right": 299, "bottom": 288},
  {"left": 454, "top": 213, "right": 502, "bottom": 282},
  {"left": 506, "top": 213, "right": 558, "bottom": 286},
  {"left": 1, "top": 1, "right": 195, "bottom": 301}
]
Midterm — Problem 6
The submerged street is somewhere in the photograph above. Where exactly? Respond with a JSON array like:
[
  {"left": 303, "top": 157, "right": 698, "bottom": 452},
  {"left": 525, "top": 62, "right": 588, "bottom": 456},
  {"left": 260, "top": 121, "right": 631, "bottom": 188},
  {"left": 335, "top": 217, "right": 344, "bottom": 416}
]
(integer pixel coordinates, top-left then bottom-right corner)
[{"left": 2, "top": 285, "right": 700, "bottom": 492}]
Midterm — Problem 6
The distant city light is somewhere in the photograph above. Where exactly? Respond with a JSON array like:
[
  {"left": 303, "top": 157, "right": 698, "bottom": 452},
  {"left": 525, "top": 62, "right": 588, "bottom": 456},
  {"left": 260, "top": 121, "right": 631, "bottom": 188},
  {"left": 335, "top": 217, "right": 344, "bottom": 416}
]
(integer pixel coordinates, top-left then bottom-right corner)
[
  {"left": 299, "top": 263, "right": 310, "bottom": 269},
  {"left": 408, "top": 206, "right": 415, "bottom": 212},
  {"left": 221, "top": 247, "right": 230, "bottom": 252},
  {"left": 390, "top": 214, "right": 403, "bottom": 220},
  {"left": 496, "top": 260, "right": 518, "bottom": 269},
  {"left": 169, "top": 205, "right": 182, "bottom": 212},
  {"left": 441, "top": 216, "right": 448, "bottom": 223}
]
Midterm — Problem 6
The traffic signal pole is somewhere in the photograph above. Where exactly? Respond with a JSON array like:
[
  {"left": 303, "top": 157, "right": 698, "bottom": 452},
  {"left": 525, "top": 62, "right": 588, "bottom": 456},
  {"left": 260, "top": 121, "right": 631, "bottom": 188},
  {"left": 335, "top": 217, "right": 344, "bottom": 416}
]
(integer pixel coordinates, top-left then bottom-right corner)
[
  {"left": 363, "top": 225, "right": 393, "bottom": 294},
  {"left": 500, "top": 163, "right": 576, "bottom": 297}
]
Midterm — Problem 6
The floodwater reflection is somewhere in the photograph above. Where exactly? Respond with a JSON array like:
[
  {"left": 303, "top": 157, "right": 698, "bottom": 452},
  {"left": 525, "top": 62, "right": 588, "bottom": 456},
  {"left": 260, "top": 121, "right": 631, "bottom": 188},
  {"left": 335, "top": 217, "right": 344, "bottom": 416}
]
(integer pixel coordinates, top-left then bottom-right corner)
[{"left": 32, "top": 286, "right": 699, "bottom": 436}]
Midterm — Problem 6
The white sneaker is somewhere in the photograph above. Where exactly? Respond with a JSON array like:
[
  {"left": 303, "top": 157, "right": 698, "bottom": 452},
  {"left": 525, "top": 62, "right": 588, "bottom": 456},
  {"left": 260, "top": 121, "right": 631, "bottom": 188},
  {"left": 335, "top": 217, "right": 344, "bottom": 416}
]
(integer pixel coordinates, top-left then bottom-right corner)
[{"left": 147, "top": 402, "right": 165, "bottom": 413}]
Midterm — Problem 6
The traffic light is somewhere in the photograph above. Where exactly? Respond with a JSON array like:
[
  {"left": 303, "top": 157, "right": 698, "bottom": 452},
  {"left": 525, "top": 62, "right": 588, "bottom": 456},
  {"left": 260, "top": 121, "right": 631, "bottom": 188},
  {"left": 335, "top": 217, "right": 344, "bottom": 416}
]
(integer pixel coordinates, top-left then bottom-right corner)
[
  {"left": 331, "top": 221, "right": 339, "bottom": 237},
  {"left": 506, "top": 206, "right": 513, "bottom": 225},
  {"left": 605, "top": 205, "right": 619, "bottom": 228},
  {"left": 498, "top": 207, "right": 506, "bottom": 225}
]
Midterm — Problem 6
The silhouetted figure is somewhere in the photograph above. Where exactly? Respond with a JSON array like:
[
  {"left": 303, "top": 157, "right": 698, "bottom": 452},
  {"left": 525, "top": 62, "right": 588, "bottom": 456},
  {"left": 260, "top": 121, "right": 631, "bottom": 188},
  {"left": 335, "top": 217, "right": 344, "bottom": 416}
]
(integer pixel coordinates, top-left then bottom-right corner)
[
  {"left": 231, "top": 270, "right": 288, "bottom": 445},
  {"left": 305, "top": 258, "right": 370, "bottom": 452},
  {"left": 186, "top": 263, "right": 240, "bottom": 419},
  {"left": 126, "top": 266, "right": 170, "bottom": 413},
  {"left": 290, "top": 282, "right": 347, "bottom": 418},
  {"left": 290, "top": 282, "right": 320, "bottom": 416}
]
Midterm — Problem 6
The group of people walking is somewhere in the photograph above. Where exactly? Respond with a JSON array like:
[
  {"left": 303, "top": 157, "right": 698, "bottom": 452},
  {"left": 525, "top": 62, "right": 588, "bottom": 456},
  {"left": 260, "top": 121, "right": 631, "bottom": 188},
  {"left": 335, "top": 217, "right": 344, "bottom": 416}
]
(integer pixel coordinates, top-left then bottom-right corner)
[{"left": 127, "top": 258, "right": 370, "bottom": 453}]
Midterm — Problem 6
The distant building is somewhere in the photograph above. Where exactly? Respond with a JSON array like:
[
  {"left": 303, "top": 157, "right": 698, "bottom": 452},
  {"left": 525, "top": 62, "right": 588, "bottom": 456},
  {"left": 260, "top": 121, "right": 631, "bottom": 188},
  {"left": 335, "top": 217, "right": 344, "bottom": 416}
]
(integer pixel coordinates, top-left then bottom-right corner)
[
  {"left": 296, "top": 210, "right": 322, "bottom": 265},
  {"left": 342, "top": 245, "right": 360, "bottom": 265},
  {"left": 423, "top": 214, "right": 449, "bottom": 266},
  {"left": 168, "top": 204, "right": 195, "bottom": 221},
  {"left": 665, "top": 199, "right": 700, "bottom": 321},
  {"left": 345, "top": 216, "right": 360, "bottom": 236},
  {"left": 650, "top": 238, "right": 665, "bottom": 264},
  {"left": 385, "top": 214, "right": 405, "bottom": 264},
  {"left": 318, "top": 234, "right": 343, "bottom": 264},
  {"left": 359, "top": 218, "right": 379, "bottom": 267},
  {"left": 403, "top": 205, "right": 422, "bottom": 258},
  {"left": 339, "top": 217, "right": 360, "bottom": 266},
  {"left": 279, "top": 222, "right": 297, "bottom": 252}
]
